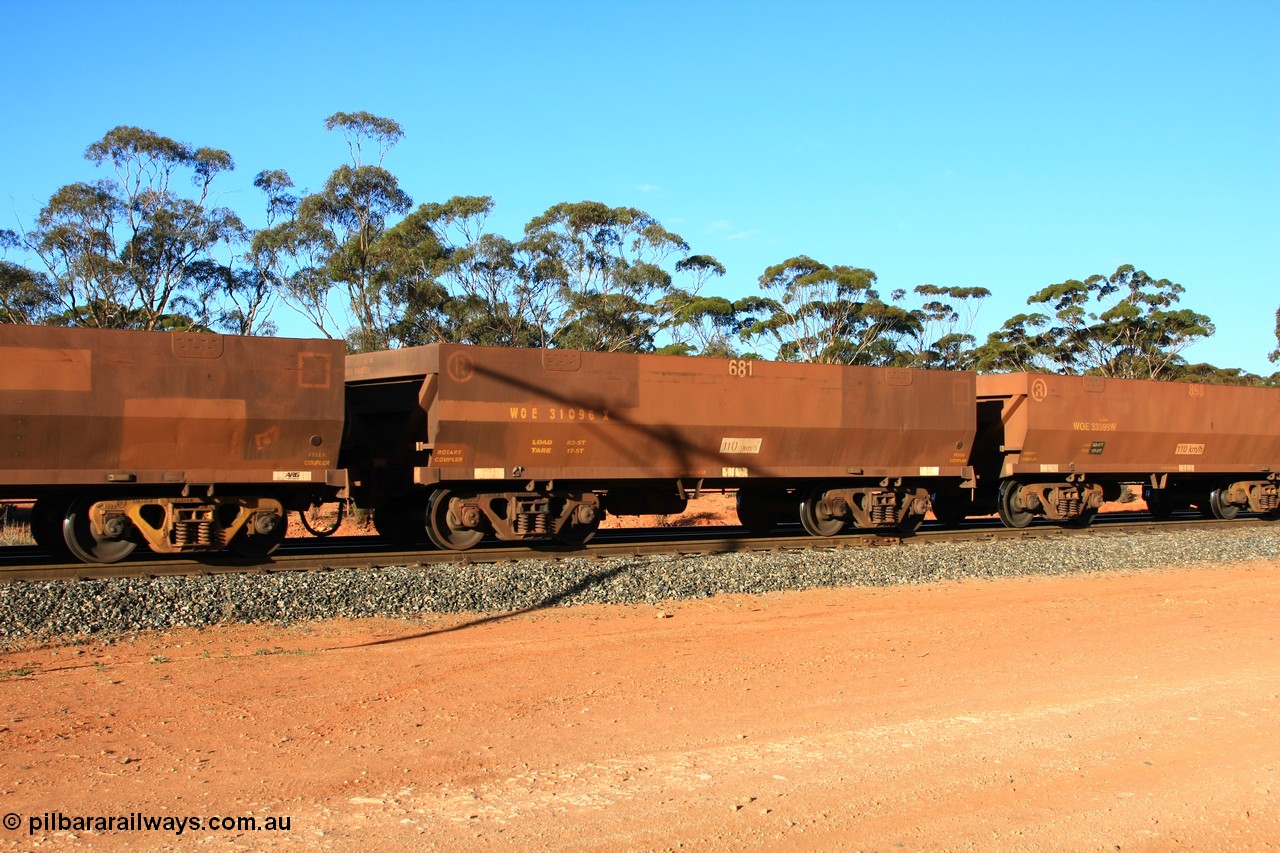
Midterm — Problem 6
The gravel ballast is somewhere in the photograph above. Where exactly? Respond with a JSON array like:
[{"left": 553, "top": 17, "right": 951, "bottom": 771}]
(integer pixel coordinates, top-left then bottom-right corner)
[{"left": 3, "top": 526, "right": 1279, "bottom": 642}]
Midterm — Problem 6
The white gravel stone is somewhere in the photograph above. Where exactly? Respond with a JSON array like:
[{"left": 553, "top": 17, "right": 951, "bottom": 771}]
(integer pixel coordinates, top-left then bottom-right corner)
[{"left": 2, "top": 527, "right": 1278, "bottom": 643}]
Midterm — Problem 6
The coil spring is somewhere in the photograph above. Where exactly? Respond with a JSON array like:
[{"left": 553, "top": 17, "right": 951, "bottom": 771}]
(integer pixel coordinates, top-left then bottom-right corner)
[
  {"left": 173, "top": 521, "right": 214, "bottom": 547},
  {"left": 514, "top": 513, "right": 549, "bottom": 536},
  {"left": 1056, "top": 494, "right": 1082, "bottom": 518},
  {"left": 869, "top": 504, "right": 896, "bottom": 525},
  {"left": 1258, "top": 489, "right": 1279, "bottom": 512}
]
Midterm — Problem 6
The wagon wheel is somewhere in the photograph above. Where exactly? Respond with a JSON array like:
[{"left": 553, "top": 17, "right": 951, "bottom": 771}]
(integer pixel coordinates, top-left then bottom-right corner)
[
  {"left": 426, "top": 489, "right": 486, "bottom": 551},
  {"left": 798, "top": 488, "right": 845, "bottom": 537},
  {"left": 996, "top": 480, "right": 1034, "bottom": 529},
  {"left": 62, "top": 494, "right": 137, "bottom": 564},
  {"left": 30, "top": 496, "right": 72, "bottom": 558},
  {"left": 1205, "top": 487, "right": 1240, "bottom": 520},
  {"left": 736, "top": 488, "right": 782, "bottom": 535},
  {"left": 228, "top": 519, "right": 287, "bottom": 558},
  {"left": 298, "top": 501, "right": 345, "bottom": 537},
  {"left": 557, "top": 515, "right": 600, "bottom": 547}
]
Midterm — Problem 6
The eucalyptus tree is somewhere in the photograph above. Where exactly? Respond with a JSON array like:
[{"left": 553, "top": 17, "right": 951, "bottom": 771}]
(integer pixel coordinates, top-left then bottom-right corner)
[
  {"left": 25, "top": 126, "right": 242, "bottom": 330},
  {"left": 209, "top": 169, "right": 303, "bottom": 337},
  {"left": 653, "top": 255, "right": 755, "bottom": 357},
  {"left": 971, "top": 312, "right": 1055, "bottom": 374},
  {"left": 249, "top": 170, "right": 343, "bottom": 338},
  {"left": 1174, "top": 362, "right": 1268, "bottom": 386},
  {"left": 975, "top": 265, "right": 1212, "bottom": 379},
  {"left": 741, "top": 256, "right": 918, "bottom": 365},
  {"left": 204, "top": 267, "right": 277, "bottom": 336},
  {"left": 896, "top": 284, "right": 991, "bottom": 370},
  {"left": 381, "top": 195, "right": 546, "bottom": 348},
  {"left": 520, "top": 201, "right": 692, "bottom": 352},
  {"left": 258, "top": 112, "right": 412, "bottom": 351},
  {"left": 0, "top": 230, "right": 55, "bottom": 324}
]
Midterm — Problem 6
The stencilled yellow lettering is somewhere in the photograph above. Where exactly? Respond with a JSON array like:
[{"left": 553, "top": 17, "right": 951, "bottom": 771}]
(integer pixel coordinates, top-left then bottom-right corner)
[
  {"left": 304, "top": 451, "right": 331, "bottom": 467},
  {"left": 433, "top": 447, "right": 465, "bottom": 465},
  {"left": 549, "top": 407, "right": 609, "bottom": 422},
  {"left": 1072, "top": 421, "right": 1118, "bottom": 432},
  {"left": 510, "top": 405, "right": 610, "bottom": 422}
]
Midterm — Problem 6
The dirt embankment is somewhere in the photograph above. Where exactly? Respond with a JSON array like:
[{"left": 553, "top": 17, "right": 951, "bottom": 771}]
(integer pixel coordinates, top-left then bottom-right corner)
[{"left": 2, "top": 558, "right": 1278, "bottom": 851}]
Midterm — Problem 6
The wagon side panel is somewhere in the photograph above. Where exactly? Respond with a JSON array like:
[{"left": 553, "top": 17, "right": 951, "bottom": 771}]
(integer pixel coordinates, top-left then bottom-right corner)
[{"left": 0, "top": 326, "right": 346, "bottom": 493}]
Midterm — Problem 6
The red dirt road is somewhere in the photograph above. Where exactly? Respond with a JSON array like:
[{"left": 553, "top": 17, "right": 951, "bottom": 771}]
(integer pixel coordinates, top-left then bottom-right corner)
[{"left": 2, "top": 560, "right": 1278, "bottom": 851}]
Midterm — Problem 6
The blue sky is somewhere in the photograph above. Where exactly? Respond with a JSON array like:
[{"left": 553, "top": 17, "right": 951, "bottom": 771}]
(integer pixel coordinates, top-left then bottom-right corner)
[{"left": 3, "top": 0, "right": 1277, "bottom": 373}]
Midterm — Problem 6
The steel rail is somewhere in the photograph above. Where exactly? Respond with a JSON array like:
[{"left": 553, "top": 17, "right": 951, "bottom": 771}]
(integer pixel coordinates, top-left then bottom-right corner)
[{"left": 0, "top": 511, "right": 1274, "bottom": 584}]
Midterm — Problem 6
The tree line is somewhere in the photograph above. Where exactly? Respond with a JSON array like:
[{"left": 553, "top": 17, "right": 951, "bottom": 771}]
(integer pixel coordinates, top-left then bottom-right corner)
[{"left": 2, "top": 112, "right": 1277, "bottom": 385}]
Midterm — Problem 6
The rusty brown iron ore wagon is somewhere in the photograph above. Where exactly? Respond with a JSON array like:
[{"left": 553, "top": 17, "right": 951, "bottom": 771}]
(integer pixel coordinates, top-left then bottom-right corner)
[
  {"left": 0, "top": 325, "right": 346, "bottom": 562},
  {"left": 939, "top": 373, "right": 1280, "bottom": 528},
  {"left": 342, "top": 345, "right": 978, "bottom": 549},
  {"left": 5, "top": 327, "right": 1279, "bottom": 565}
]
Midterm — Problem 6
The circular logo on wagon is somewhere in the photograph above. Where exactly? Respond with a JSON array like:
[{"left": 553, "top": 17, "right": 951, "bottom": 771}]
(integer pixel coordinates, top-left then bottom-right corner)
[
  {"left": 1030, "top": 377, "right": 1049, "bottom": 402},
  {"left": 447, "top": 352, "right": 476, "bottom": 383}
]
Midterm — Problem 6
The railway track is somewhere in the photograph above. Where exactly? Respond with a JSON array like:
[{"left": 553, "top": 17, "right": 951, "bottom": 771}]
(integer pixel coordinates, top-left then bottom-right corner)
[{"left": 2, "top": 511, "right": 1273, "bottom": 584}]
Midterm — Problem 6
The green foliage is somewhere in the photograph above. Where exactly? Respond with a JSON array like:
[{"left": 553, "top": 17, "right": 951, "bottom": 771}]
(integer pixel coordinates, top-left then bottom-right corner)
[
  {"left": 521, "top": 201, "right": 691, "bottom": 352},
  {"left": 324, "top": 111, "right": 405, "bottom": 167},
  {"left": 251, "top": 174, "right": 340, "bottom": 337},
  {"left": 655, "top": 291, "right": 739, "bottom": 357},
  {"left": 380, "top": 196, "right": 546, "bottom": 348},
  {"left": 895, "top": 284, "right": 991, "bottom": 369},
  {"left": 258, "top": 113, "right": 412, "bottom": 350},
  {"left": 1172, "top": 362, "right": 1271, "bottom": 386},
  {"left": 0, "top": 230, "right": 56, "bottom": 323},
  {"left": 8, "top": 112, "right": 1269, "bottom": 378},
  {"left": 975, "top": 265, "right": 1213, "bottom": 380},
  {"left": 373, "top": 199, "right": 732, "bottom": 354},
  {"left": 655, "top": 255, "right": 751, "bottom": 357},
  {"left": 740, "top": 256, "right": 918, "bottom": 365},
  {"left": 25, "top": 126, "right": 244, "bottom": 331}
]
